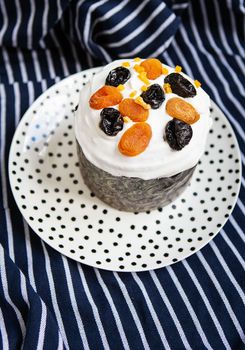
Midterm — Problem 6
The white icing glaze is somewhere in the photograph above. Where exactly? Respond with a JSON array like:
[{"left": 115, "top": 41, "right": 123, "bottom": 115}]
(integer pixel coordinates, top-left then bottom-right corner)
[{"left": 75, "top": 59, "right": 212, "bottom": 180}]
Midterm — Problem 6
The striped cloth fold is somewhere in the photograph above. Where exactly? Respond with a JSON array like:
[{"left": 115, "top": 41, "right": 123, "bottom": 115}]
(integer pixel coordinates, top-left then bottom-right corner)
[{"left": 0, "top": 1, "right": 245, "bottom": 349}]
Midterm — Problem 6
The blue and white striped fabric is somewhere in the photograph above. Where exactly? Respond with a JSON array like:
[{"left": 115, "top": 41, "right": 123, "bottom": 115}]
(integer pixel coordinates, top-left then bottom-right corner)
[{"left": 0, "top": 1, "right": 244, "bottom": 349}]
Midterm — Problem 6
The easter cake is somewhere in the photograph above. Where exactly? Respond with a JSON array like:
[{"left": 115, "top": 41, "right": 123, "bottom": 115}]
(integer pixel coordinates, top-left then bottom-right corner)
[{"left": 74, "top": 58, "right": 212, "bottom": 212}]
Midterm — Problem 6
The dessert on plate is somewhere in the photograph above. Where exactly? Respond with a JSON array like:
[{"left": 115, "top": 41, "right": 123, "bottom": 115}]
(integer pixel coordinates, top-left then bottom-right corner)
[{"left": 74, "top": 58, "right": 212, "bottom": 212}]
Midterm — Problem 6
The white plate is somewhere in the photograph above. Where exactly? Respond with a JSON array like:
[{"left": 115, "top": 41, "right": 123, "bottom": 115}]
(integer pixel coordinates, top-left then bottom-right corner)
[{"left": 9, "top": 69, "right": 241, "bottom": 272}]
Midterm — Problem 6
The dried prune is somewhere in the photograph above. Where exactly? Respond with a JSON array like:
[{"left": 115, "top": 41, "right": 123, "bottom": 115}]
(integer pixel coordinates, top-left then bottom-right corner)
[
  {"left": 165, "top": 118, "right": 193, "bottom": 150},
  {"left": 105, "top": 67, "right": 131, "bottom": 87},
  {"left": 164, "top": 73, "right": 196, "bottom": 98},
  {"left": 140, "top": 84, "right": 165, "bottom": 109},
  {"left": 99, "top": 108, "right": 124, "bottom": 136}
]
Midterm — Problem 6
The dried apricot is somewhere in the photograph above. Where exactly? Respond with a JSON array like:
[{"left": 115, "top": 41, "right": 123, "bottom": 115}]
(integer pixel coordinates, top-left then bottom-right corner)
[
  {"left": 119, "top": 98, "right": 149, "bottom": 122},
  {"left": 118, "top": 123, "right": 152, "bottom": 156},
  {"left": 140, "top": 58, "right": 162, "bottom": 80},
  {"left": 166, "top": 97, "right": 200, "bottom": 124},
  {"left": 89, "top": 86, "right": 123, "bottom": 110}
]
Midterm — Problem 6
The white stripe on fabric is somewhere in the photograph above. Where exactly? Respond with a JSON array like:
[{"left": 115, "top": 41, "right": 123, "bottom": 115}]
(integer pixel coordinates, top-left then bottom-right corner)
[
  {"left": 27, "top": 81, "right": 35, "bottom": 105},
  {"left": 60, "top": 16, "right": 82, "bottom": 73},
  {"left": 22, "top": 220, "right": 37, "bottom": 290},
  {"left": 77, "top": 265, "right": 110, "bottom": 350},
  {"left": 0, "top": 0, "right": 8, "bottom": 45},
  {"left": 75, "top": 0, "right": 87, "bottom": 50},
  {"left": 57, "top": 333, "right": 64, "bottom": 350},
  {"left": 41, "top": 78, "right": 47, "bottom": 92},
  {"left": 41, "top": 242, "right": 69, "bottom": 349},
  {"left": 229, "top": 216, "right": 245, "bottom": 243},
  {"left": 86, "top": 52, "right": 93, "bottom": 68},
  {"left": 94, "top": 269, "right": 130, "bottom": 350},
  {"left": 12, "top": 0, "right": 22, "bottom": 47},
  {"left": 43, "top": 49, "right": 56, "bottom": 79},
  {"left": 226, "top": 0, "right": 245, "bottom": 57},
  {"left": 172, "top": 3, "right": 189, "bottom": 10},
  {"left": 0, "top": 246, "right": 26, "bottom": 338},
  {"left": 197, "top": 252, "right": 245, "bottom": 341},
  {"left": 178, "top": 24, "right": 245, "bottom": 141},
  {"left": 165, "top": 39, "right": 192, "bottom": 76},
  {"left": 167, "top": 266, "right": 213, "bottom": 350},
  {"left": 237, "top": 198, "right": 245, "bottom": 215},
  {"left": 200, "top": 1, "right": 245, "bottom": 97},
  {"left": 234, "top": 56, "right": 245, "bottom": 75},
  {"left": 42, "top": 0, "right": 49, "bottom": 39},
  {"left": 13, "top": 82, "right": 20, "bottom": 133},
  {"left": 162, "top": 51, "right": 175, "bottom": 68},
  {"left": 17, "top": 49, "right": 28, "bottom": 82},
  {"left": 83, "top": 0, "right": 109, "bottom": 48},
  {"left": 57, "top": 0, "right": 63, "bottom": 19},
  {"left": 92, "top": 0, "right": 129, "bottom": 30},
  {"left": 27, "top": 0, "right": 35, "bottom": 49},
  {"left": 0, "top": 307, "right": 9, "bottom": 349},
  {"left": 61, "top": 257, "right": 90, "bottom": 350},
  {"left": 182, "top": 260, "right": 232, "bottom": 350},
  {"left": 108, "top": 2, "right": 166, "bottom": 48},
  {"left": 82, "top": 0, "right": 111, "bottom": 63},
  {"left": 0, "top": 85, "right": 15, "bottom": 261},
  {"left": 132, "top": 273, "right": 171, "bottom": 350},
  {"left": 20, "top": 272, "right": 30, "bottom": 308},
  {"left": 239, "top": 0, "right": 245, "bottom": 12},
  {"left": 212, "top": 0, "right": 233, "bottom": 55},
  {"left": 49, "top": 30, "right": 69, "bottom": 77},
  {"left": 113, "top": 272, "right": 151, "bottom": 350},
  {"left": 2, "top": 49, "right": 14, "bottom": 84},
  {"left": 221, "top": 229, "right": 245, "bottom": 268},
  {"left": 149, "top": 36, "right": 173, "bottom": 60},
  {"left": 32, "top": 51, "right": 42, "bottom": 81},
  {"left": 120, "top": 13, "right": 176, "bottom": 57},
  {"left": 209, "top": 241, "right": 245, "bottom": 302},
  {"left": 97, "top": 0, "right": 150, "bottom": 37},
  {"left": 36, "top": 301, "right": 47, "bottom": 350},
  {"left": 189, "top": 3, "right": 245, "bottom": 118},
  {"left": 149, "top": 271, "right": 192, "bottom": 350}
]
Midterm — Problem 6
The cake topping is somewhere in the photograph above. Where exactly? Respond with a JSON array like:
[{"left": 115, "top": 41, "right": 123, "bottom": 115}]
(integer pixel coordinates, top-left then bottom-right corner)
[
  {"left": 165, "top": 119, "right": 193, "bottom": 150},
  {"left": 166, "top": 97, "right": 200, "bottom": 124},
  {"left": 116, "top": 84, "right": 125, "bottom": 91},
  {"left": 194, "top": 80, "right": 201, "bottom": 88},
  {"left": 162, "top": 66, "right": 169, "bottom": 75},
  {"left": 164, "top": 83, "right": 172, "bottom": 94},
  {"left": 123, "top": 116, "right": 131, "bottom": 123},
  {"left": 89, "top": 86, "right": 123, "bottom": 109},
  {"left": 122, "top": 61, "right": 130, "bottom": 68},
  {"left": 138, "top": 71, "right": 150, "bottom": 85},
  {"left": 141, "top": 84, "right": 165, "bottom": 109},
  {"left": 175, "top": 65, "right": 182, "bottom": 72},
  {"left": 164, "top": 73, "right": 196, "bottom": 98},
  {"left": 140, "top": 58, "right": 162, "bottom": 80},
  {"left": 105, "top": 66, "right": 131, "bottom": 87},
  {"left": 99, "top": 108, "right": 124, "bottom": 136},
  {"left": 118, "top": 123, "right": 152, "bottom": 156},
  {"left": 129, "top": 90, "right": 137, "bottom": 98},
  {"left": 119, "top": 98, "right": 149, "bottom": 122},
  {"left": 134, "top": 64, "right": 145, "bottom": 73},
  {"left": 134, "top": 96, "right": 151, "bottom": 110}
]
